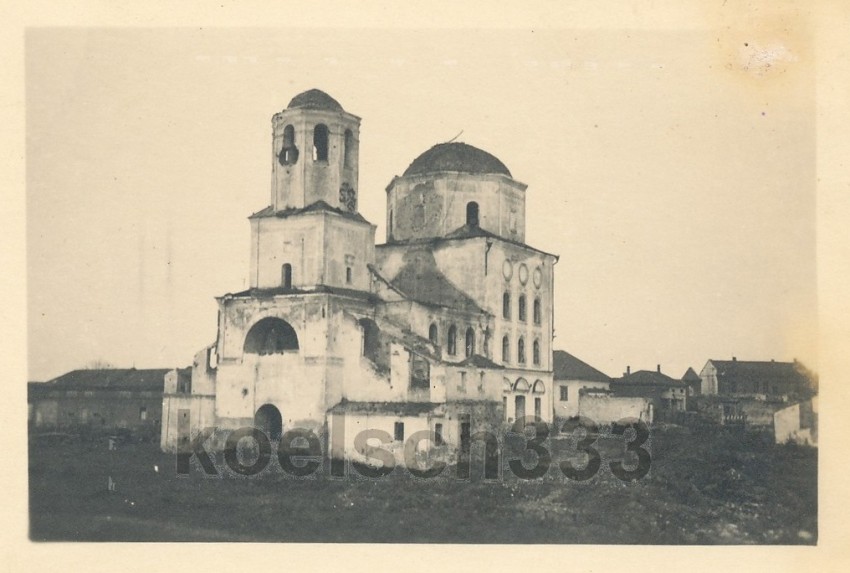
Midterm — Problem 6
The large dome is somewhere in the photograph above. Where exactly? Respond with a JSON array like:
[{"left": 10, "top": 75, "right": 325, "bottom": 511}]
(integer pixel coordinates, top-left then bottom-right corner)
[
  {"left": 287, "top": 89, "right": 344, "bottom": 112},
  {"left": 402, "top": 142, "right": 512, "bottom": 177}
]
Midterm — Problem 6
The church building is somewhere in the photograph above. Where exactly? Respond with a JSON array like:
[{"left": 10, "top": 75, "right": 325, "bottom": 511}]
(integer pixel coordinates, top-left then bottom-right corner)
[{"left": 160, "top": 89, "right": 558, "bottom": 459}]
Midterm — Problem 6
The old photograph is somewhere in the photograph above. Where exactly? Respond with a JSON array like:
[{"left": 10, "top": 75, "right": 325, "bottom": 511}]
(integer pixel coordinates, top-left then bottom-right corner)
[{"left": 25, "top": 22, "right": 819, "bottom": 546}]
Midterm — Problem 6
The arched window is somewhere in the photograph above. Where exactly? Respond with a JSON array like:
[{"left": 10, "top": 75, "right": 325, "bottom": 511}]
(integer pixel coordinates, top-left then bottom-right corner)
[
  {"left": 502, "top": 336, "right": 510, "bottom": 363},
  {"left": 344, "top": 129, "right": 354, "bottom": 167},
  {"left": 502, "top": 292, "right": 511, "bottom": 319},
  {"left": 280, "top": 125, "right": 298, "bottom": 165},
  {"left": 428, "top": 323, "right": 438, "bottom": 345},
  {"left": 244, "top": 317, "right": 299, "bottom": 354},
  {"left": 514, "top": 378, "right": 531, "bottom": 392},
  {"left": 533, "top": 298, "right": 541, "bottom": 325},
  {"left": 466, "top": 201, "right": 479, "bottom": 226},
  {"left": 281, "top": 264, "right": 292, "bottom": 289},
  {"left": 518, "top": 337, "right": 526, "bottom": 364},
  {"left": 465, "top": 327, "right": 475, "bottom": 358},
  {"left": 313, "top": 124, "right": 329, "bottom": 161},
  {"left": 518, "top": 295, "right": 527, "bottom": 321},
  {"left": 533, "top": 340, "right": 540, "bottom": 365},
  {"left": 447, "top": 325, "right": 457, "bottom": 356}
]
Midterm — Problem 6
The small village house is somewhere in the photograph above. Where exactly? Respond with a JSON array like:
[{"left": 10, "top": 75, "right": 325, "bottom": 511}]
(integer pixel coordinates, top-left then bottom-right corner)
[{"left": 28, "top": 368, "right": 167, "bottom": 436}]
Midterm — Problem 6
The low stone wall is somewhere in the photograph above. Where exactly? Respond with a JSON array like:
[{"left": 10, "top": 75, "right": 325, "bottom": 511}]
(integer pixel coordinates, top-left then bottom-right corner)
[{"left": 578, "top": 394, "right": 653, "bottom": 425}]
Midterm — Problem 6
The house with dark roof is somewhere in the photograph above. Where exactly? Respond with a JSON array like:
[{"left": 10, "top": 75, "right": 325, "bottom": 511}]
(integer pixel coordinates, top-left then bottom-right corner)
[
  {"left": 610, "top": 365, "right": 689, "bottom": 413},
  {"left": 28, "top": 368, "right": 169, "bottom": 435},
  {"left": 552, "top": 350, "right": 612, "bottom": 419},
  {"left": 699, "top": 358, "right": 814, "bottom": 399}
]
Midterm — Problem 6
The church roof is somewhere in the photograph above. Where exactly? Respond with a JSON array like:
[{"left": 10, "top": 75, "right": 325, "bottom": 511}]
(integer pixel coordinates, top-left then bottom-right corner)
[
  {"left": 553, "top": 350, "right": 611, "bottom": 382},
  {"left": 287, "top": 89, "right": 344, "bottom": 112},
  {"left": 387, "top": 248, "right": 487, "bottom": 314},
  {"left": 402, "top": 142, "right": 512, "bottom": 177},
  {"left": 248, "top": 201, "right": 370, "bottom": 224},
  {"left": 328, "top": 400, "right": 440, "bottom": 417},
  {"left": 378, "top": 224, "right": 557, "bottom": 259},
  {"left": 457, "top": 354, "right": 505, "bottom": 369}
]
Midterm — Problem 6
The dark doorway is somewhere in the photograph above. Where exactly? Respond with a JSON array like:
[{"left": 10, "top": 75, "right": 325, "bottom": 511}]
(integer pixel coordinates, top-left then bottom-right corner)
[
  {"left": 515, "top": 395, "right": 526, "bottom": 421},
  {"left": 255, "top": 404, "right": 283, "bottom": 441}
]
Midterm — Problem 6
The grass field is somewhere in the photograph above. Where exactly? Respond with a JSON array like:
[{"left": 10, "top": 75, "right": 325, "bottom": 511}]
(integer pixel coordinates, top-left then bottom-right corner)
[{"left": 28, "top": 425, "right": 817, "bottom": 544}]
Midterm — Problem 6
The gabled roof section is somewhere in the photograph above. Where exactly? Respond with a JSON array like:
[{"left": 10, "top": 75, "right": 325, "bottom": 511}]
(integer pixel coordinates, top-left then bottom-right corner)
[
  {"left": 378, "top": 224, "right": 557, "bottom": 259},
  {"left": 248, "top": 201, "right": 370, "bottom": 224},
  {"left": 708, "top": 359, "right": 809, "bottom": 387},
  {"left": 682, "top": 367, "right": 701, "bottom": 382},
  {"left": 225, "top": 285, "right": 378, "bottom": 303},
  {"left": 35, "top": 369, "right": 170, "bottom": 391},
  {"left": 457, "top": 354, "right": 505, "bottom": 370},
  {"left": 387, "top": 248, "right": 486, "bottom": 314},
  {"left": 553, "top": 350, "right": 611, "bottom": 382}
]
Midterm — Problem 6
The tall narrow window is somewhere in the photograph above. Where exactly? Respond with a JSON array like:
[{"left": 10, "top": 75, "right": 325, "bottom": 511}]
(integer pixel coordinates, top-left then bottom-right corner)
[
  {"left": 466, "top": 201, "right": 479, "bottom": 226},
  {"left": 359, "top": 319, "right": 380, "bottom": 359},
  {"left": 518, "top": 295, "right": 527, "bottom": 321},
  {"left": 518, "top": 337, "right": 526, "bottom": 364},
  {"left": 533, "top": 298, "right": 541, "bottom": 325},
  {"left": 502, "top": 335, "right": 510, "bottom": 363},
  {"left": 343, "top": 129, "right": 354, "bottom": 167},
  {"left": 313, "top": 124, "right": 329, "bottom": 161},
  {"left": 280, "top": 125, "right": 298, "bottom": 165},
  {"left": 394, "top": 422, "right": 405, "bottom": 441},
  {"left": 502, "top": 292, "right": 511, "bottom": 319},
  {"left": 282, "top": 264, "right": 292, "bottom": 289},
  {"left": 429, "top": 323, "right": 438, "bottom": 345},
  {"left": 534, "top": 397, "right": 542, "bottom": 418},
  {"left": 447, "top": 325, "right": 457, "bottom": 355},
  {"left": 465, "top": 327, "right": 475, "bottom": 358},
  {"left": 533, "top": 340, "right": 540, "bottom": 365},
  {"left": 346, "top": 267, "right": 352, "bottom": 284},
  {"left": 139, "top": 406, "right": 147, "bottom": 421}
]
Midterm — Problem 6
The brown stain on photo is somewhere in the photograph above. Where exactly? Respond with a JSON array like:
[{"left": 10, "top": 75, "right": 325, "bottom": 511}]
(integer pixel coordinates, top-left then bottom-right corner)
[{"left": 704, "top": 1, "right": 813, "bottom": 101}]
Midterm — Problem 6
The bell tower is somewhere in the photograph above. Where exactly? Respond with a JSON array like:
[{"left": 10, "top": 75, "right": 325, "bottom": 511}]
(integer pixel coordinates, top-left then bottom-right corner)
[
  {"left": 271, "top": 89, "right": 361, "bottom": 212},
  {"left": 250, "top": 90, "right": 375, "bottom": 292}
]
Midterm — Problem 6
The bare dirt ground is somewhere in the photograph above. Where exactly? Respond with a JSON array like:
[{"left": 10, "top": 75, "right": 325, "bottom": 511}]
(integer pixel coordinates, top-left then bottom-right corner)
[{"left": 28, "top": 425, "right": 817, "bottom": 544}]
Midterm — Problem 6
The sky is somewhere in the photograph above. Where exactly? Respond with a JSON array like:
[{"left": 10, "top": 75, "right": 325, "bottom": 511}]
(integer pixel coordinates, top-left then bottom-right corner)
[{"left": 26, "top": 26, "right": 816, "bottom": 382}]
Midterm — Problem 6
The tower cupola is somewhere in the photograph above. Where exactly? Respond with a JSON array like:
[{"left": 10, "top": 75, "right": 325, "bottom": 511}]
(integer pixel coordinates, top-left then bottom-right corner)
[{"left": 271, "top": 89, "right": 361, "bottom": 213}]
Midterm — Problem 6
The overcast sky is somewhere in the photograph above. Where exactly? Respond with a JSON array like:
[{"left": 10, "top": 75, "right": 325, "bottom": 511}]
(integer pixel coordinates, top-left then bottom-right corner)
[{"left": 26, "top": 26, "right": 815, "bottom": 381}]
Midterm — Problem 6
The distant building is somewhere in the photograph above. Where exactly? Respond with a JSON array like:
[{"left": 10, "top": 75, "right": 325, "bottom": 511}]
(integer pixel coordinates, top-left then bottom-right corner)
[
  {"left": 681, "top": 367, "right": 702, "bottom": 397},
  {"left": 699, "top": 358, "right": 813, "bottom": 399},
  {"left": 552, "top": 351, "right": 653, "bottom": 424},
  {"left": 610, "top": 366, "right": 688, "bottom": 413},
  {"left": 552, "top": 350, "right": 611, "bottom": 420},
  {"left": 28, "top": 368, "right": 167, "bottom": 434}
]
